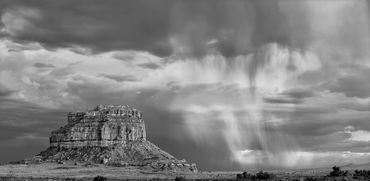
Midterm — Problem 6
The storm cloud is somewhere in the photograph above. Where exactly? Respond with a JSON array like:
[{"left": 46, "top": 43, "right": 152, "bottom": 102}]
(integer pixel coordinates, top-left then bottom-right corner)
[
  {"left": 0, "top": 0, "right": 350, "bottom": 57},
  {"left": 0, "top": 0, "right": 370, "bottom": 170}
]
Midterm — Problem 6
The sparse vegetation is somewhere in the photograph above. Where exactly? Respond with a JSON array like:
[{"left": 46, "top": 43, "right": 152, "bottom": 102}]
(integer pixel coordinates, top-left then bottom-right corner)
[
  {"left": 303, "top": 177, "right": 320, "bottom": 181},
  {"left": 236, "top": 171, "right": 275, "bottom": 180},
  {"left": 175, "top": 176, "right": 186, "bottom": 181},
  {"left": 236, "top": 173, "right": 243, "bottom": 180},
  {"left": 328, "top": 166, "right": 348, "bottom": 177},
  {"left": 256, "top": 171, "right": 275, "bottom": 180},
  {"left": 353, "top": 169, "right": 370, "bottom": 180},
  {"left": 93, "top": 175, "right": 107, "bottom": 181},
  {"left": 2, "top": 162, "right": 370, "bottom": 181},
  {"left": 65, "top": 178, "right": 77, "bottom": 181}
]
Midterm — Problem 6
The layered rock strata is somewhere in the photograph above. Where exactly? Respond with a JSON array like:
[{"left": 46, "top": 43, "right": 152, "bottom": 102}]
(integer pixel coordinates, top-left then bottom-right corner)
[
  {"left": 50, "top": 105, "right": 146, "bottom": 148},
  {"left": 28, "top": 105, "right": 197, "bottom": 172}
]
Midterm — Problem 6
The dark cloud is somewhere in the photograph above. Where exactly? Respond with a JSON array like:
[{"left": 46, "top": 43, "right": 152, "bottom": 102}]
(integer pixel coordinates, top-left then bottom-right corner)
[
  {"left": 282, "top": 1, "right": 370, "bottom": 61},
  {"left": 0, "top": 0, "right": 369, "bottom": 170},
  {"left": 281, "top": 110, "right": 370, "bottom": 147},
  {"left": 126, "top": 105, "right": 241, "bottom": 170},
  {"left": 0, "top": 98, "right": 66, "bottom": 162},
  {"left": 152, "top": 131, "right": 241, "bottom": 171},
  {"left": 113, "top": 51, "right": 139, "bottom": 61},
  {"left": 330, "top": 76, "right": 370, "bottom": 98},
  {"left": 0, "top": 138, "right": 48, "bottom": 163},
  {"left": 0, "top": 0, "right": 174, "bottom": 56},
  {"left": 0, "top": 84, "right": 14, "bottom": 97},
  {"left": 0, "top": 0, "right": 368, "bottom": 59},
  {"left": 33, "top": 62, "right": 55, "bottom": 68},
  {"left": 170, "top": 0, "right": 294, "bottom": 57},
  {"left": 326, "top": 64, "right": 370, "bottom": 98},
  {"left": 0, "top": 0, "right": 305, "bottom": 57},
  {"left": 263, "top": 88, "right": 314, "bottom": 104},
  {"left": 282, "top": 88, "right": 314, "bottom": 99},
  {"left": 0, "top": 89, "right": 13, "bottom": 97},
  {"left": 263, "top": 94, "right": 370, "bottom": 153},
  {"left": 136, "top": 106, "right": 238, "bottom": 170},
  {"left": 263, "top": 97, "right": 302, "bottom": 104},
  {"left": 138, "top": 62, "right": 160, "bottom": 69},
  {"left": 100, "top": 74, "right": 138, "bottom": 82},
  {"left": 250, "top": 0, "right": 291, "bottom": 48},
  {"left": 261, "top": 118, "right": 362, "bottom": 154}
]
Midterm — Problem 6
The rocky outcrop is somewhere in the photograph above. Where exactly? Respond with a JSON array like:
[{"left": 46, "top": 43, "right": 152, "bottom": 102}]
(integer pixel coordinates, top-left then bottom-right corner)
[
  {"left": 49, "top": 105, "right": 146, "bottom": 148},
  {"left": 26, "top": 105, "right": 197, "bottom": 172}
]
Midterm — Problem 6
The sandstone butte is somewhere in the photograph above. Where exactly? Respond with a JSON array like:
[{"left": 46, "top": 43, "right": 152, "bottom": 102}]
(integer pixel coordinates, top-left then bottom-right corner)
[{"left": 23, "top": 105, "right": 198, "bottom": 172}]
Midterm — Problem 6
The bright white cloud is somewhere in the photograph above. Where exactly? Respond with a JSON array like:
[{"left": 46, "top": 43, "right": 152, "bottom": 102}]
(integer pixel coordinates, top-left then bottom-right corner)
[
  {"left": 350, "top": 130, "right": 370, "bottom": 142},
  {"left": 0, "top": 39, "right": 165, "bottom": 108},
  {"left": 344, "top": 127, "right": 370, "bottom": 142}
]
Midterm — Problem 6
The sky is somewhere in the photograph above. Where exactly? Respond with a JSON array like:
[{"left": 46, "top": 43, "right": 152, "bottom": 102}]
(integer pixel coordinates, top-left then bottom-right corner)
[{"left": 0, "top": 0, "right": 370, "bottom": 171}]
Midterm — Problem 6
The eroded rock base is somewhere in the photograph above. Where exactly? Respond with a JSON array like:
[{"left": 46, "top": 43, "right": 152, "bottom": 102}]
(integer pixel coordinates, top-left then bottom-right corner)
[{"left": 27, "top": 141, "right": 197, "bottom": 172}]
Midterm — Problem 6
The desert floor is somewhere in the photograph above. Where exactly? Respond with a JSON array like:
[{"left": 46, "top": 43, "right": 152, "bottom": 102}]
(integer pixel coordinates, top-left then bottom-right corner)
[{"left": 1, "top": 162, "right": 370, "bottom": 180}]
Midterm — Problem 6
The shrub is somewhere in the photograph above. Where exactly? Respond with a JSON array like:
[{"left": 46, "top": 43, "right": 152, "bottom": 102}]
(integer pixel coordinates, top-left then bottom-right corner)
[
  {"left": 242, "top": 171, "right": 255, "bottom": 179},
  {"left": 175, "top": 176, "right": 186, "bottom": 181},
  {"left": 241, "top": 171, "right": 257, "bottom": 180},
  {"left": 353, "top": 169, "right": 370, "bottom": 179},
  {"left": 237, "top": 171, "right": 275, "bottom": 180},
  {"left": 329, "top": 166, "right": 348, "bottom": 177},
  {"left": 256, "top": 171, "right": 275, "bottom": 180},
  {"left": 93, "top": 175, "right": 107, "bottom": 181},
  {"left": 304, "top": 177, "right": 320, "bottom": 181},
  {"left": 65, "top": 178, "right": 77, "bottom": 181},
  {"left": 236, "top": 173, "right": 243, "bottom": 180}
]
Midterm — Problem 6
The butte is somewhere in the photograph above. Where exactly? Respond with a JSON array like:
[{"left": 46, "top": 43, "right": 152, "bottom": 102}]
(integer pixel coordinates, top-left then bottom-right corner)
[{"left": 24, "top": 105, "right": 197, "bottom": 172}]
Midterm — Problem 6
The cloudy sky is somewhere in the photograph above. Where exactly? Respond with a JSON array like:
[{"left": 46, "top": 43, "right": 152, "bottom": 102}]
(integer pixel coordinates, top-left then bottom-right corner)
[{"left": 0, "top": 0, "right": 370, "bottom": 170}]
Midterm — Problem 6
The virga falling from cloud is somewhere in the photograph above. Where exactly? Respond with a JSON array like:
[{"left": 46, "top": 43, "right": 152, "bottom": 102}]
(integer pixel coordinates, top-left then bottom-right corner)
[
  {"left": 0, "top": 0, "right": 370, "bottom": 170},
  {"left": 165, "top": 43, "right": 321, "bottom": 168},
  {"left": 164, "top": 0, "right": 370, "bottom": 169}
]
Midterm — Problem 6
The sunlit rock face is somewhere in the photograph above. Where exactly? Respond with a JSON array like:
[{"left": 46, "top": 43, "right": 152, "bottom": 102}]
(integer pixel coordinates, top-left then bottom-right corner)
[
  {"left": 27, "top": 105, "right": 197, "bottom": 172},
  {"left": 50, "top": 105, "right": 146, "bottom": 148}
]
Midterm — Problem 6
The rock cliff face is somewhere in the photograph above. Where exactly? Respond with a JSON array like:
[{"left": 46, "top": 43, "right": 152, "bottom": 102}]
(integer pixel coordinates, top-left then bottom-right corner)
[
  {"left": 49, "top": 105, "right": 146, "bottom": 148},
  {"left": 29, "top": 105, "right": 197, "bottom": 172}
]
